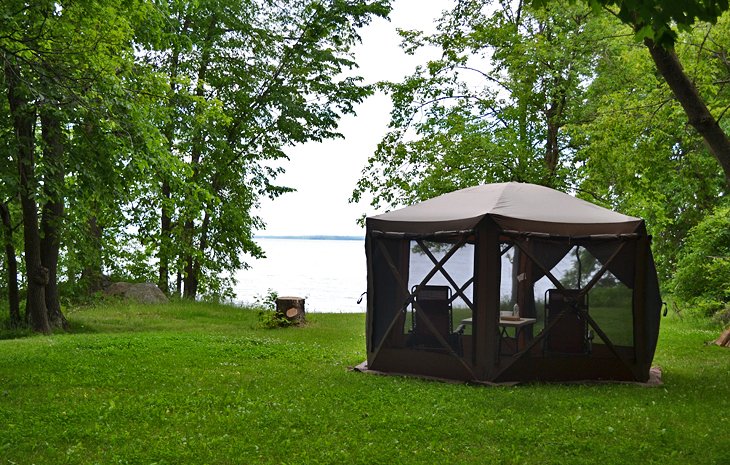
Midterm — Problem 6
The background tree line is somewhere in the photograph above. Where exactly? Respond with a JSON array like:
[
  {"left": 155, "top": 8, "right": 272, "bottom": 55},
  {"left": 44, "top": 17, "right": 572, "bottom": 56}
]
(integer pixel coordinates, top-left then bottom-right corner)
[
  {"left": 1, "top": 0, "right": 390, "bottom": 333},
  {"left": 352, "top": 0, "right": 729, "bottom": 322},
  {"left": 2, "top": 0, "right": 728, "bottom": 333}
]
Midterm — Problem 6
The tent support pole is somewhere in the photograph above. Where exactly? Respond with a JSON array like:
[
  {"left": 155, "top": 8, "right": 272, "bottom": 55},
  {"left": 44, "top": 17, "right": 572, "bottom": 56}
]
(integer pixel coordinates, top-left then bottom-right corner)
[{"left": 633, "top": 234, "right": 649, "bottom": 379}]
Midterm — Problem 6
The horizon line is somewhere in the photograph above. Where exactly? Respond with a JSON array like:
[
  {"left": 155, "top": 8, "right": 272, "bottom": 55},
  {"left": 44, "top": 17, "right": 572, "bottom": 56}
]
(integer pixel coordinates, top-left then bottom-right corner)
[{"left": 255, "top": 234, "right": 364, "bottom": 241}]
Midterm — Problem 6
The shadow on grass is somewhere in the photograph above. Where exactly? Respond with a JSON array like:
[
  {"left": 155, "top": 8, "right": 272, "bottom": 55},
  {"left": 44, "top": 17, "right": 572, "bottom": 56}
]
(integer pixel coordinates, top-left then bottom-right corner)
[
  {"left": 0, "top": 325, "right": 35, "bottom": 340},
  {"left": 0, "top": 319, "right": 105, "bottom": 340},
  {"left": 66, "top": 320, "right": 102, "bottom": 335}
]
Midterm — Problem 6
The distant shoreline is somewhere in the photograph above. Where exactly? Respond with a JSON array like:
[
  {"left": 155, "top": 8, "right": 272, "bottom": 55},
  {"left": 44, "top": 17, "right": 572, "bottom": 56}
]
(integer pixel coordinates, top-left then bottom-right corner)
[{"left": 256, "top": 235, "right": 364, "bottom": 241}]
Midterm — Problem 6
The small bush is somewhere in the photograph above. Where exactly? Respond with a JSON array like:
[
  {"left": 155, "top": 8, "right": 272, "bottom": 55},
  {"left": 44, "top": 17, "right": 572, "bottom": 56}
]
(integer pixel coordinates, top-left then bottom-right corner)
[
  {"left": 258, "top": 310, "right": 295, "bottom": 329},
  {"left": 253, "top": 289, "right": 294, "bottom": 329}
]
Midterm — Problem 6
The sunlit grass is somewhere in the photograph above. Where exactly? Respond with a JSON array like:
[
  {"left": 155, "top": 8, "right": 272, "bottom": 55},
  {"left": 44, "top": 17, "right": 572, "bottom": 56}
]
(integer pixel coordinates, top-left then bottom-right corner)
[{"left": 0, "top": 301, "right": 727, "bottom": 464}]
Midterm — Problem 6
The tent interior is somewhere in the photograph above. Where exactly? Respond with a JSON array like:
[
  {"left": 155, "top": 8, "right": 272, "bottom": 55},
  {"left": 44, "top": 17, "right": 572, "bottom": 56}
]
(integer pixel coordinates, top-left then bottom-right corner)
[{"left": 364, "top": 183, "right": 662, "bottom": 384}]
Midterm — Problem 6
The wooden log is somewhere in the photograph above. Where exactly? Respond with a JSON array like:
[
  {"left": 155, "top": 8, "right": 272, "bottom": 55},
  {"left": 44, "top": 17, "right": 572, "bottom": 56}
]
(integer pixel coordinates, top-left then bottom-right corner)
[
  {"left": 275, "top": 296, "right": 305, "bottom": 324},
  {"left": 715, "top": 327, "right": 730, "bottom": 348}
]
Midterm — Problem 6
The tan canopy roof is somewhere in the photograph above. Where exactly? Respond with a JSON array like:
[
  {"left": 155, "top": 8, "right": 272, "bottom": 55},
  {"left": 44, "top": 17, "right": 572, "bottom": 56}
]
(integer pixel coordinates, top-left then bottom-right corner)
[{"left": 367, "top": 183, "right": 643, "bottom": 236}]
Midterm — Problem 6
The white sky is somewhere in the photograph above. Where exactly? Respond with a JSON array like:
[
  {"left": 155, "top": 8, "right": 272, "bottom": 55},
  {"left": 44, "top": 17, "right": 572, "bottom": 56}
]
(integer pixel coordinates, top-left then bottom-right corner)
[{"left": 256, "top": 0, "right": 451, "bottom": 237}]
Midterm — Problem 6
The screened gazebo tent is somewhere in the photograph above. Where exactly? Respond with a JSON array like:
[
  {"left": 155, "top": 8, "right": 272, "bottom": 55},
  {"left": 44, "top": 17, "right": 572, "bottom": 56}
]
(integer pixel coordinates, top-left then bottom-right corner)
[{"left": 364, "top": 183, "right": 662, "bottom": 383}]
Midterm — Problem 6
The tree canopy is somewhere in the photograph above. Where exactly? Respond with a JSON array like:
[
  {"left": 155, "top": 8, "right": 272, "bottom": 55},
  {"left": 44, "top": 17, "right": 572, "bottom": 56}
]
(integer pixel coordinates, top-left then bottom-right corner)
[
  {"left": 532, "top": 0, "right": 730, "bottom": 47},
  {"left": 354, "top": 0, "right": 729, "bottom": 319},
  {"left": 1, "top": 0, "right": 391, "bottom": 331},
  {"left": 530, "top": 0, "right": 730, "bottom": 186}
]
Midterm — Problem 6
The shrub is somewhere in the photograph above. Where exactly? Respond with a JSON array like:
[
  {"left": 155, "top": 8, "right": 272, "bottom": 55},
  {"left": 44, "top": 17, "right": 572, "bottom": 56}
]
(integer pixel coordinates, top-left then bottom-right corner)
[
  {"left": 253, "top": 289, "right": 294, "bottom": 329},
  {"left": 671, "top": 202, "right": 730, "bottom": 318}
]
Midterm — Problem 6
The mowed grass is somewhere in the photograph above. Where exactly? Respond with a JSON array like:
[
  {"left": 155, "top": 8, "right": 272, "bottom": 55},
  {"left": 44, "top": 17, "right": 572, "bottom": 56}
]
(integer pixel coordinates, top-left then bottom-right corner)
[{"left": 0, "top": 301, "right": 728, "bottom": 465}]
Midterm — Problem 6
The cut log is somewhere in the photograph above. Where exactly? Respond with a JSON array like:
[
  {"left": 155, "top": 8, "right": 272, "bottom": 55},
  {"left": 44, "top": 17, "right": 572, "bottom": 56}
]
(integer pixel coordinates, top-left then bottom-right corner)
[
  {"left": 715, "top": 327, "right": 730, "bottom": 348},
  {"left": 275, "top": 296, "right": 305, "bottom": 324}
]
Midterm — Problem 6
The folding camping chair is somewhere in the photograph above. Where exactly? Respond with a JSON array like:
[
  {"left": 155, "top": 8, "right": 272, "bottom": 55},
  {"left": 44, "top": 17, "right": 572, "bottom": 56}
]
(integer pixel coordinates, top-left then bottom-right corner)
[
  {"left": 410, "top": 285, "right": 456, "bottom": 351},
  {"left": 544, "top": 289, "right": 591, "bottom": 354}
]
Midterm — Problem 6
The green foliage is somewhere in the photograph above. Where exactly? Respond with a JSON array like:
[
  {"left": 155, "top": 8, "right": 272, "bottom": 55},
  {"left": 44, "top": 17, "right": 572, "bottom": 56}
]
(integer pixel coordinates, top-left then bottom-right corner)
[
  {"left": 531, "top": 0, "right": 730, "bottom": 48},
  {"left": 0, "top": 0, "right": 393, "bottom": 320},
  {"left": 0, "top": 302, "right": 728, "bottom": 464},
  {"left": 258, "top": 310, "right": 296, "bottom": 329},
  {"left": 252, "top": 289, "right": 295, "bottom": 328},
  {"left": 570, "top": 11, "right": 728, "bottom": 281},
  {"left": 671, "top": 202, "right": 730, "bottom": 319},
  {"left": 140, "top": 0, "right": 392, "bottom": 298},
  {"left": 352, "top": 0, "right": 605, "bottom": 211},
  {"left": 354, "top": 0, "right": 727, "bottom": 310},
  {"left": 253, "top": 289, "right": 279, "bottom": 310}
]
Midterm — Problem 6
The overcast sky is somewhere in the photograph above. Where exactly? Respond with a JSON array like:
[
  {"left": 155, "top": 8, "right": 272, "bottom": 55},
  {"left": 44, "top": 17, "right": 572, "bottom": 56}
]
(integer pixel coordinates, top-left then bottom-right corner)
[{"left": 256, "top": 0, "right": 450, "bottom": 237}]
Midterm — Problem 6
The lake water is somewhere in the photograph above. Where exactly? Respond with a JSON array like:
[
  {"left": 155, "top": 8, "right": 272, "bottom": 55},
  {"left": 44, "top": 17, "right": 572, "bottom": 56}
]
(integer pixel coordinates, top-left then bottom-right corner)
[
  {"left": 233, "top": 237, "right": 570, "bottom": 313},
  {"left": 233, "top": 238, "right": 368, "bottom": 313}
]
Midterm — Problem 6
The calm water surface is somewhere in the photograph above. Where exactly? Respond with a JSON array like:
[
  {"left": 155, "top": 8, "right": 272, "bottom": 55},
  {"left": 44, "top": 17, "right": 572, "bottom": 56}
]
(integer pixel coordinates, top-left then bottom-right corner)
[
  {"left": 233, "top": 238, "right": 367, "bottom": 313},
  {"left": 233, "top": 237, "right": 568, "bottom": 313}
]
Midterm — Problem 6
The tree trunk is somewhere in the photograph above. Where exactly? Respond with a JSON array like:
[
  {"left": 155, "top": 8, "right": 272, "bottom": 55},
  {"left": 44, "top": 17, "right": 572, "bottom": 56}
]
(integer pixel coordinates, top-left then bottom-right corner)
[
  {"left": 19, "top": 159, "right": 49, "bottom": 334},
  {"left": 5, "top": 59, "right": 51, "bottom": 333},
  {"left": 39, "top": 109, "right": 68, "bottom": 330},
  {"left": 186, "top": 206, "right": 213, "bottom": 300},
  {"left": 644, "top": 38, "right": 730, "bottom": 187},
  {"left": 158, "top": 179, "right": 172, "bottom": 294},
  {"left": 0, "top": 202, "right": 21, "bottom": 327},
  {"left": 182, "top": 240, "right": 197, "bottom": 299},
  {"left": 175, "top": 269, "right": 182, "bottom": 297},
  {"left": 181, "top": 28, "right": 214, "bottom": 301},
  {"left": 715, "top": 327, "right": 730, "bottom": 348},
  {"left": 181, "top": 210, "right": 197, "bottom": 298},
  {"left": 158, "top": 13, "right": 193, "bottom": 296},
  {"left": 275, "top": 296, "right": 306, "bottom": 324},
  {"left": 543, "top": 85, "right": 566, "bottom": 186},
  {"left": 81, "top": 214, "right": 104, "bottom": 292}
]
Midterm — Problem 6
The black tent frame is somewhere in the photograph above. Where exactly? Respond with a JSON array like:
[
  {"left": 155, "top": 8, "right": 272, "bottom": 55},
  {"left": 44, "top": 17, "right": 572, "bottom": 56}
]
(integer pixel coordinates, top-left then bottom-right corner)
[{"left": 365, "top": 222, "right": 660, "bottom": 383}]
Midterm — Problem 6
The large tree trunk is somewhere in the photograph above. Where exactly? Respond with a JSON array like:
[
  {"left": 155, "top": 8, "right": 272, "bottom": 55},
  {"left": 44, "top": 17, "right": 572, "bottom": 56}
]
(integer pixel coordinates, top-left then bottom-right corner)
[
  {"left": 0, "top": 202, "right": 21, "bottom": 327},
  {"left": 5, "top": 59, "right": 51, "bottom": 333},
  {"left": 39, "top": 109, "right": 68, "bottom": 330},
  {"left": 645, "top": 38, "right": 730, "bottom": 187}
]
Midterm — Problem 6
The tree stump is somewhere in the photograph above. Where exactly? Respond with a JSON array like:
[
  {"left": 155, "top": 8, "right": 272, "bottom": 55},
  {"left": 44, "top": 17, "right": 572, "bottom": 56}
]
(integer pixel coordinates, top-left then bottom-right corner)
[
  {"left": 714, "top": 327, "right": 730, "bottom": 348},
  {"left": 275, "top": 296, "right": 305, "bottom": 325}
]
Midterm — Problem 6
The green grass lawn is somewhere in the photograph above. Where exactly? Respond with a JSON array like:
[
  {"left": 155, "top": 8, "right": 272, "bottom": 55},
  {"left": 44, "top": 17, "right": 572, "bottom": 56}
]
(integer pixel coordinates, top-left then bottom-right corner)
[{"left": 1, "top": 301, "right": 728, "bottom": 465}]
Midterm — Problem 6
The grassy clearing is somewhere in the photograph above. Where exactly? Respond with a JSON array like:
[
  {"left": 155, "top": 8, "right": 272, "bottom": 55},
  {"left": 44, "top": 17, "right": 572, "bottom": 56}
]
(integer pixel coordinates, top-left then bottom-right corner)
[{"left": 0, "top": 301, "right": 728, "bottom": 465}]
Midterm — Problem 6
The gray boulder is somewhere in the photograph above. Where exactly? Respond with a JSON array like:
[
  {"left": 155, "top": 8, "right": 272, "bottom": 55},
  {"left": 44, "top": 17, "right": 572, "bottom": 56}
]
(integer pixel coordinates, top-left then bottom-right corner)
[{"left": 105, "top": 282, "right": 169, "bottom": 304}]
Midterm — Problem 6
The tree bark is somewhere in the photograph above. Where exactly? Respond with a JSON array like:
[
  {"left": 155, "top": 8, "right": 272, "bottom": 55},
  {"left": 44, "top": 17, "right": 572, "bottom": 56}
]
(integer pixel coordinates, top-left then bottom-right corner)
[
  {"left": 715, "top": 327, "right": 730, "bottom": 348},
  {"left": 5, "top": 58, "right": 51, "bottom": 333},
  {"left": 39, "top": 109, "right": 68, "bottom": 330},
  {"left": 80, "top": 214, "right": 104, "bottom": 292},
  {"left": 543, "top": 82, "right": 567, "bottom": 185},
  {"left": 185, "top": 205, "right": 213, "bottom": 300},
  {"left": 158, "top": 179, "right": 172, "bottom": 294},
  {"left": 0, "top": 202, "right": 21, "bottom": 327},
  {"left": 182, "top": 243, "right": 197, "bottom": 299},
  {"left": 644, "top": 38, "right": 730, "bottom": 187},
  {"left": 275, "top": 296, "right": 306, "bottom": 324},
  {"left": 175, "top": 269, "right": 182, "bottom": 297}
]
